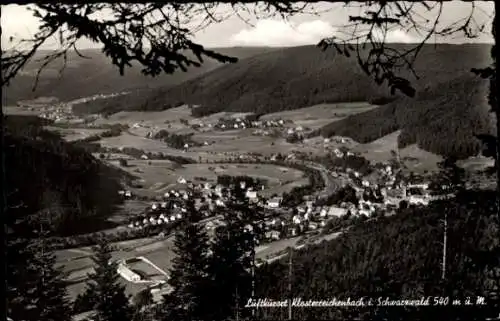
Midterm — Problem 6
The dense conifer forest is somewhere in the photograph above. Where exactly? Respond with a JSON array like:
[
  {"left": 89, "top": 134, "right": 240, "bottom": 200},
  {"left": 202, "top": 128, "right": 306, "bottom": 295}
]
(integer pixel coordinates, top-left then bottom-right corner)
[
  {"left": 321, "top": 73, "right": 493, "bottom": 158},
  {"left": 255, "top": 190, "right": 499, "bottom": 321},
  {"left": 49, "top": 44, "right": 494, "bottom": 159},
  {"left": 4, "top": 115, "right": 128, "bottom": 236},
  {"left": 2, "top": 47, "right": 278, "bottom": 106}
]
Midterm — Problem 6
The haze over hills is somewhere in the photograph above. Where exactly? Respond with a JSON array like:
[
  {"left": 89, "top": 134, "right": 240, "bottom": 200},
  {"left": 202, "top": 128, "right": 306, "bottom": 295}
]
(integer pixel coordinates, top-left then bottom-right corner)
[
  {"left": 2, "top": 47, "right": 278, "bottom": 106},
  {"left": 68, "top": 43, "right": 493, "bottom": 159},
  {"left": 130, "top": 43, "right": 491, "bottom": 115},
  {"left": 4, "top": 43, "right": 494, "bottom": 159}
]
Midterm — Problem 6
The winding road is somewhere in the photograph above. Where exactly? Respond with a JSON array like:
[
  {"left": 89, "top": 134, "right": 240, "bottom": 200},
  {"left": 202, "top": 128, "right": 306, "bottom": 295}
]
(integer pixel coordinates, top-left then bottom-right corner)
[{"left": 301, "top": 160, "right": 342, "bottom": 199}]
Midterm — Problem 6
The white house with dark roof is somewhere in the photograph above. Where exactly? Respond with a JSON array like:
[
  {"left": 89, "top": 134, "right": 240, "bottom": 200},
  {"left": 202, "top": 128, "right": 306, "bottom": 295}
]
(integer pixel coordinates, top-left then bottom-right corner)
[
  {"left": 267, "top": 197, "right": 282, "bottom": 208},
  {"left": 245, "top": 190, "right": 258, "bottom": 201},
  {"left": 308, "top": 222, "right": 319, "bottom": 230},
  {"left": 328, "top": 207, "right": 348, "bottom": 217}
]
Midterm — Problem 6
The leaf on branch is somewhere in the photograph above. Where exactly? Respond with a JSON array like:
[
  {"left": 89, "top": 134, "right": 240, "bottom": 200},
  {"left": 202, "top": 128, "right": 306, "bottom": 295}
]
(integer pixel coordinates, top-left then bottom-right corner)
[
  {"left": 471, "top": 67, "right": 495, "bottom": 79},
  {"left": 389, "top": 77, "right": 416, "bottom": 97},
  {"left": 333, "top": 43, "right": 343, "bottom": 55},
  {"left": 474, "top": 134, "right": 497, "bottom": 159},
  {"left": 317, "top": 39, "right": 330, "bottom": 51}
]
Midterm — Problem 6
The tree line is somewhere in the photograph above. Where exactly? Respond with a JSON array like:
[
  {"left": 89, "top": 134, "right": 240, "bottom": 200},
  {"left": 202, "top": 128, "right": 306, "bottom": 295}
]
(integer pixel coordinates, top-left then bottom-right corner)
[
  {"left": 321, "top": 73, "right": 492, "bottom": 159},
  {"left": 7, "top": 174, "right": 499, "bottom": 321},
  {"left": 4, "top": 115, "right": 125, "bottom": 236}
]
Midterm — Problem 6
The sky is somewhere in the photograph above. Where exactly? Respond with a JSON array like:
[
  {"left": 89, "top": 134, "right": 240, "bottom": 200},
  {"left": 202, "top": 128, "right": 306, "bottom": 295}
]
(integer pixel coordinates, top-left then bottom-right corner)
[{"left": 1, "top": 2, "right": 495, "bottom": 50}]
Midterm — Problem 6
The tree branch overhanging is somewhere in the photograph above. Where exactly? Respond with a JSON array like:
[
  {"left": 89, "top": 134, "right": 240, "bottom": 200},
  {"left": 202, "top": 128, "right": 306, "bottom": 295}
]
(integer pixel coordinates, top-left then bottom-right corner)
[
  {"left": 1, "top": 2, "right": 319, "bottom": 88},
  {"left": 317, "top": 1, "right": 492, "bottom": 97}
]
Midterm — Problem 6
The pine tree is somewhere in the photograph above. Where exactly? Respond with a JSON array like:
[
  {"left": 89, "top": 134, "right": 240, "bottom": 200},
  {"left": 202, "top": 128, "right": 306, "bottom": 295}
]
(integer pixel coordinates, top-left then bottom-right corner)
[
  {"left": 132, "top": 289, "right": 154, "bottom": 321},
  {"left": 206, "top": 190, "right": 256, "bottom": 321},
  {"left": 6, "top": 234, "right": 39, "bottom": 321},
  {"left": 159, "top": 199, "right": 211, "bottom": 321},
  {"left": 29, "top": 239, "right": 72, "bottom": 321},
  {"left": 84, "top": 237, "right": 133, "bottom": 321},
  {"left": 6, "top": 209, "right": 71, "bottom": 321},
  {"left": 430, "top": 157, "right": 466, "bottom": 196}
]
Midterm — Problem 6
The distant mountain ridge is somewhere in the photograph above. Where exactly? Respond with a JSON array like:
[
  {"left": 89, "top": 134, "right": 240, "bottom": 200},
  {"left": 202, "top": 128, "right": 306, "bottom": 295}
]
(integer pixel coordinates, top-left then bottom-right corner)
[
  {"left": 134, "top": 44, "right": 490, "bottom": 113},
  {"left": 66, "top": 43, "right": 490, "bottom": 115},
  {"left": 4, "top": 44, "right": 494, "bottom": 159},
  {"left": 2, "top": 47, "right": 279, "bottom": 106}
]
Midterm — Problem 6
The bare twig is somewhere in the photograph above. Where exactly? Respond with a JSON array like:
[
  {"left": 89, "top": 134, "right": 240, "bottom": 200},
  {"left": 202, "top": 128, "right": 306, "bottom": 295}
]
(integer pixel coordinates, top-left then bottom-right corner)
[
  {"left": 1, "top": 2, "right": 321, "bottom": 89},
  {"left": 318, "top": 1, "right": 491, "bottom": 97}
]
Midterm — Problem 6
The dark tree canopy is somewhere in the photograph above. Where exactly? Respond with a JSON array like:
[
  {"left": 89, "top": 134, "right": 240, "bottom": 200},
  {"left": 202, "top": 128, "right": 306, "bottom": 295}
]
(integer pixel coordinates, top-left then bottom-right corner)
[{"left": 1, "top": 2, "right": 492, "bottom": 95}]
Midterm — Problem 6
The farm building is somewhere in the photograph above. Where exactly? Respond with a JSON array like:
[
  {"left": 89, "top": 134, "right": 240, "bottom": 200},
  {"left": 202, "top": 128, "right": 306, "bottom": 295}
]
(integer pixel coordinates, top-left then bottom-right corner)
[
  {"left": 117, "top": 264, "right": 141, "bottom": 282},
  {"left": 245, "top": 190, "right": 258, "bottom": 201},
  {"left": 265, "top": 230, "right": 281, "bottom": 240},
  {"left": 267, "top": 197, "right": 282, "bottom": 208},
  {"left": 328, "top": 207, "right": 348, "bottom": 217}
]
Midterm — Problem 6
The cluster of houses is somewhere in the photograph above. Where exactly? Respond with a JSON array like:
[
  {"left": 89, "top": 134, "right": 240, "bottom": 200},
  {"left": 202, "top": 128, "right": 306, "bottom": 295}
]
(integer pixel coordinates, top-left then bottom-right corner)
[
  {"left": 127, "top": 211, "right": 185, "bottom": 230},
  {"left": 118, "top": 147, "right": 438, "bottom": 247},
  {"left": 123, "top": 178, "right": 272, "bottom": 230},
  {"left": 258, "top": 202, "right": 349, "bottom": 241},
  {"left": 214, "top": 117, "right": 290, "bottom": 131},
  {"left": 38, "top": 104, "right": 83, "bottom": 123},
  {"left": 327, "top": 161, "right": 434, "bottom": 217},
  {"left": 331, "top": 148, "right": 354, "bottom": 158},
  {"left": 118, "top": 190, "right": 133, "bottom": 198},
  {"left": 119, "top": 171, "right": 349, "bottom": 243},
  {"left": 37, "top": 92, "right": 128, "bottom": 124}
]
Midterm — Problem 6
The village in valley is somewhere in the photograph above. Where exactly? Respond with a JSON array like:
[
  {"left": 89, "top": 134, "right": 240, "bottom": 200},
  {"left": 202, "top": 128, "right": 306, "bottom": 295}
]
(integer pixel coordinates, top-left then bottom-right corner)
[
  {"left": 6, "top": 98, "right": 467, "bottom": 310},
  {"left": 4, "top": 3, "right": 499, "bottom": 319}
]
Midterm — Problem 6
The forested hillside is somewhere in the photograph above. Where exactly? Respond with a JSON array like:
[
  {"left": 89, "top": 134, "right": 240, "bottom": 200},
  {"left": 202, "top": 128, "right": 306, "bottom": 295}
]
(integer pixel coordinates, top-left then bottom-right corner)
[
  {"left": 44, "top": 44, "right": 491, "bottom": 117},
  {"left": 321, "top": 73, "right": 493, "bottom": 158},
  {"left": 255, "top": 190, "right": 499, "bottom": 321},
  {"left": 4, "top": 115, "right": 130, "bottom": 236},
  {"left": 2, "top": 47, "right": 277, "bottom": 106},
  {"left": 132, "top": 44, "right": 490, "bottom": 116},
  {"left": 82, "top": 43, "right": 492, "bottom": 159}
]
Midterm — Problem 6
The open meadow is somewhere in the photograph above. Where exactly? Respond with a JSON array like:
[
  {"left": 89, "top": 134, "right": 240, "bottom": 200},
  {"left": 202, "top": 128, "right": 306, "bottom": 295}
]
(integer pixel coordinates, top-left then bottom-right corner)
[
  {"left": 352, "top": 130, "right": 443, "bottom": 173},
  {"left": 3, "top": 106, "right": 43, "bottom": 115},
  {"left": 57, "top": 236, "right": 176, "bottom": 300},
  {"left": 260, "top": 102, "right": 378, "bottom": 129},
  {"left": 108, "top": 160, "right": 310, "bottom": 197},
  {"left": 44, "top": 126, "right": 107, "bottom": 141},
  {"left": 92, "top": 106, "right": 194, "bottom": 126}
]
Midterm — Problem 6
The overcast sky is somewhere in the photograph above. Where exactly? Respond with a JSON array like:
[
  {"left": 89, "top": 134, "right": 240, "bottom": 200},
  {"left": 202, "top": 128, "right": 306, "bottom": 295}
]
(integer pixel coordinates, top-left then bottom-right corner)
[{"left": 1, "top": 2, "right": 494, "bottom": 49}]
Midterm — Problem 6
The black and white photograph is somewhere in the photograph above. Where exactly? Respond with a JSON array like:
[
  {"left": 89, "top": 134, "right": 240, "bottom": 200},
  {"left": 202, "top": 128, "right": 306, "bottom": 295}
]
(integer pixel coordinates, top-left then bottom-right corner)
[{"left": 2, "top": 1, "right": 499, "bottom": 321}]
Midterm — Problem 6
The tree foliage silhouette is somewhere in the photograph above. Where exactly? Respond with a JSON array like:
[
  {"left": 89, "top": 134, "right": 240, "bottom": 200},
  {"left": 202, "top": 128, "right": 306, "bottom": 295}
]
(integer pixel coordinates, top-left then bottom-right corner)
[
  {"left": 1, "top": 2, "right": 497, "bottom": 201},
  {"left": 206, "top": 190, "right": 258, "bottom": 321},
  {"left": 5, "top": 209, "right": 72, "bottom": 321},
  {"left": 84, "top": 238, "right": 133, "bottom": 321},
  {"left": 158, "top": 199, "right": 211, "bottom": 321}
]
